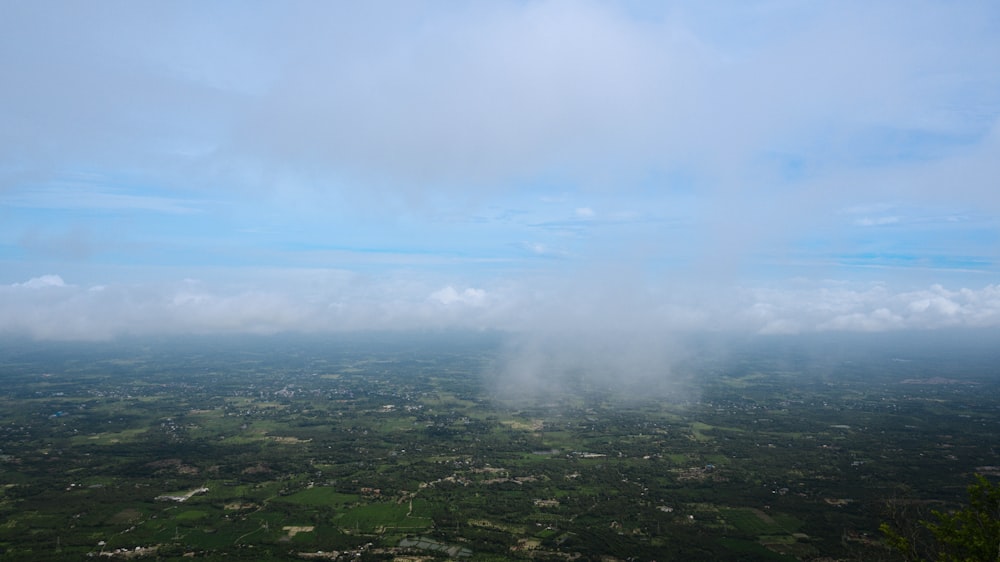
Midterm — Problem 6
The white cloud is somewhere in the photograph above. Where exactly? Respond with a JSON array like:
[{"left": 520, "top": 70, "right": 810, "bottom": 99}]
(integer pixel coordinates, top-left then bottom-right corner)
[
  {"left": 1, "top": 2, "right": 999, "bottom": 345},
  {"left": 13, "top": 274, "right": 67, "bottom": 289},
  {"left": 3, "top": 271, "right": 1000, "bottom": 341},
  {"left": 855, "top": 216, "right": 900, "bottom": 226},
  {"left": 6, "top": 1, "right": 994, "bottom": 202},
  {"left": 741, "top": 283, "right": 1000, "bottom": 334},
  {"left": 430, "top": 286, "right": 487, "bottom": 307}
]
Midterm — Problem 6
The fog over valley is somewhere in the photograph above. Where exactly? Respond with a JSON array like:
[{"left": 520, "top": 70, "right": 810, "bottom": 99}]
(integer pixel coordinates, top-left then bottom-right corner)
[{"left": 2, "top": 2, "right": 999, "bottom": 351}]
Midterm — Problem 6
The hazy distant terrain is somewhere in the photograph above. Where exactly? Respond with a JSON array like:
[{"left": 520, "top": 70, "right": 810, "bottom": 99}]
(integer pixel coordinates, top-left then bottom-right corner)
[
  {"left": 0, "top": 332, "right": 997, "bottom": 560},
  {"left": 3, "top": 4, "right": 999, "bottom": 558}
]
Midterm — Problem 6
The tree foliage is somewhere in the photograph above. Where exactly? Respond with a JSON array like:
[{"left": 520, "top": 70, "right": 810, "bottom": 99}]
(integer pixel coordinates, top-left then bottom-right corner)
[{"left": 882, "top": 474, "right": 1000, "bottom": 562}]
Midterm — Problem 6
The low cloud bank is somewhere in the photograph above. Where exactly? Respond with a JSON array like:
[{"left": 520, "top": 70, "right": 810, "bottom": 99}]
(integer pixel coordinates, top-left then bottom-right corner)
[
  {"left": 4, "top": 273, "right": 1000, "bottom": 341},
  {"left": 6, "top": 272, "right": 998, "bottom": 404},
  {"left": 745, "top": 283, "right": 1000, "bottom": 334}
]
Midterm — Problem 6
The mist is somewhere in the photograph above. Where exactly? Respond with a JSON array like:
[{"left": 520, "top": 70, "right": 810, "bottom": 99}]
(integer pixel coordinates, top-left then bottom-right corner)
[{"left": 2, "top": 1, "right": 999, "bottom": 401}]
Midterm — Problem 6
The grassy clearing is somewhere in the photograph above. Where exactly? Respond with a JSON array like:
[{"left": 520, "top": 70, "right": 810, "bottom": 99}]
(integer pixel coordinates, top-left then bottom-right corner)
[
  {"left": 72, "top": 428, "right": 147, "bottom": 445},
  {"left": 282, "top": 487, "right": 360, "bottom": 507},
  {"left": 500, "top": 419, "right": 544, "bottom": 432},
  {"left": 175, "top": 509, "right": 210, "bottom": 522},
  {"left": 665, "top": 453, "right": 690, "bottom": 464},
  {"left": 717, "top": 537, "right": 796, "bottom": 561},
  {"left": 376, "top": 416, "right": 418, "bottom": 432},
  {"left": 337, "top": 500, "right": 433, "bottom": 532},
  {"left": 719, "top": 507, "right": 804, "bottom": 537},
  {"left": 690, "top": 422, "right": 715, "bottom": 442},
  {"left": 538, "top": 430, "right": 577, "bottom": 450},
  {"left": 704, "top": 454, "right": 730, "bottom": 466},
  {"left": 720, "top": 373, "right": 772, "bottom": 388},
  {"left": 770, "top": 513, "right": 804, "bottom": 532},
  {"left": 720, "top": 507, "right": 779, "bottom": 535}
]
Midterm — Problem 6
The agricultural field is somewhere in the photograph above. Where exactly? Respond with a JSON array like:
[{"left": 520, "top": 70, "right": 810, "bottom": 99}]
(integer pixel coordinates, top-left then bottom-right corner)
[{"left": 0, "top": 331, "right": 997, "bottom": 560}]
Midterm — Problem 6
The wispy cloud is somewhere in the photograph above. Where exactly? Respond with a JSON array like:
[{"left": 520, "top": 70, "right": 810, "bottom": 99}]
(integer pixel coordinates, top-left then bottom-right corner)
[
  {"left": 854, "top": 216, "right": 901, "bottom": 227},
  {"left": 5, "top": 272, "right": 1000, "bottom": 342},
  {"left": 1, "top": 1, "right": 998, "bottom": 344},
  {"left": 2, "top": 185, "right": 204, "bottom": 214}
]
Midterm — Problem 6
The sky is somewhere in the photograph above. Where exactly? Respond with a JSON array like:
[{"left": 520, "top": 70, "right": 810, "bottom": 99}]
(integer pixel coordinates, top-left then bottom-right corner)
[{"left": 2, "top": 0, "right": 1000, "bottom": 342}]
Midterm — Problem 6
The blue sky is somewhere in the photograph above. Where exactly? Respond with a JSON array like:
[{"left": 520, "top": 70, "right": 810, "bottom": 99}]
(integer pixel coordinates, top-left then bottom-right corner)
[{"left": 2, "top": 1, "right": 999, "bottom": 340}]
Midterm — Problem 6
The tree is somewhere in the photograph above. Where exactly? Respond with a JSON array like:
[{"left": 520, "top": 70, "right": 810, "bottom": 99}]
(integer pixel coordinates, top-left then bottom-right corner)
[{"left": 881, "top": 474, "right": 1000, "bottom": 561}]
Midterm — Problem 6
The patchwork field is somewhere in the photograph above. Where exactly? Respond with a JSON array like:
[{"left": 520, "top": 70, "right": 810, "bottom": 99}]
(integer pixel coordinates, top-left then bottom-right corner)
[{"left": 0, "top": 333, "right": 997, "bottom": 560}]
